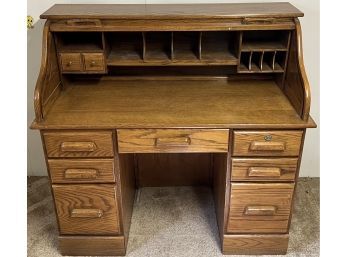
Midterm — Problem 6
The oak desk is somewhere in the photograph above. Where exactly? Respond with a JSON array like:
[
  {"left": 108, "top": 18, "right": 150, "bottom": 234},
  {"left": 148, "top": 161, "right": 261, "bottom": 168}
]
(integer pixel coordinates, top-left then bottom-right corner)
[{"left": 31, "top": 3, "right": 316, "bottom": 255}]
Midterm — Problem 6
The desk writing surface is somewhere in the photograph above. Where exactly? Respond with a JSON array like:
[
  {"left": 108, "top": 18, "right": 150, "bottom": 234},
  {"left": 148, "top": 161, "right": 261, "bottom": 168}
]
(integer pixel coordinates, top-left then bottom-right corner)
[{"left": 35, "top": 78, "right": 315, "bottom": 129}]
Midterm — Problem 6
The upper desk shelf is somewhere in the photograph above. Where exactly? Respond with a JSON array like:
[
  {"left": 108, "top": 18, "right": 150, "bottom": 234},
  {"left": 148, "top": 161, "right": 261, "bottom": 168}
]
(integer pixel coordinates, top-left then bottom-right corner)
[{"left": 33, "top": 3, "right": 314, "bottom": 127}]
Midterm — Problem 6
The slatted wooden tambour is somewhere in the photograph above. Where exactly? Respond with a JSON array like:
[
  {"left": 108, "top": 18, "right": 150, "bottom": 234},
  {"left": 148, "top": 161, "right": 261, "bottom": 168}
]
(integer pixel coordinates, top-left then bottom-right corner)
[{"left": 31, "top": 3, "right": 316, "bottom": 256}]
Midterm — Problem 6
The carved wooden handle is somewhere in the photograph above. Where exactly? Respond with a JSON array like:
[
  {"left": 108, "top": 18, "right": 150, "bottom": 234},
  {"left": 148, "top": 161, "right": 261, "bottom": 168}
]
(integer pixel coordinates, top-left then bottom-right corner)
[
  {"left": 64, "top": 169, "right": 98, "bottom": 179},
  {"left": 66, "top": 19, "right": 102, "bottom": 26},
  {"left": 70, "top": 208, "right": 103, "bottom": 218},
  {"left": 248, "top": 167, "right": 282, "bottom": 177},
  {"left": 244, "top": 206, "right": 277, "bottom": 216},
  {"left": 155, "top": 137, "right": 191, "bottom": 146},
  {"left": 249, "top": 141, "right": 285, "bottom": 151},
  {"left": 242, "top": 17, "right": 276, "bottom": 24},
  {"left": 60, "top": 142, "right": 96, "bottom": 152}
]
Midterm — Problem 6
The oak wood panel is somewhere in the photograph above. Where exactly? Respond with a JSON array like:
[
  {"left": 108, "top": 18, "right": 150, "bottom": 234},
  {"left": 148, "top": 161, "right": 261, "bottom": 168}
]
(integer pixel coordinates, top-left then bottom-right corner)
[
  {"left": 48, "top": 159, "right": 116, "bottom": 183},
  {"left": 283, "top": 18, "right": 311, "bottom": 121},
  {"left": 53, "top": 184, "right": 120, "bottom": 235},
  {"left": 223, "top": 234, "right": 289, "bottom": 255},
  {"left": 136, "top": 153, "right": 211, "bottom": 187},
  {"left": 117, "top": 154, "right": 136, "bottom": 245},
  {"left": 32, "top": 79, "right": 316, "bottom": 129},
  {"left": 227, "top": 183, "right": 294, "bottom": 233},
  {"left": 117, "top": 129, "right": 229, "bottom": 153},
  {"left": 49, "top": 18, "right": 295, "bottom": 32},
  {"left": 231, "top": 158, "right": 298, "bottom": 181},
  {"left": 41, "top": 3, "right": 303, "bottom": 19},
  {"left": 43, "top": 131, "right": 114, "bottom": 157},
  {"left": 59, "top": 236, "right": 125, "bottom": 256},
  {"left": 233, "top": 130, "right": 303, "bottom": 156},
  {"left": 34, "top": 20, "right": 61, "bottom": 122}
]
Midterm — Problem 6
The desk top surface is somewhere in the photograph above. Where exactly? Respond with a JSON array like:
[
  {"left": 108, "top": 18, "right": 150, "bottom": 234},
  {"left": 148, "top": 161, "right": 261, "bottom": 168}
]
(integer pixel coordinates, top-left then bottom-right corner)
[
  {"left": 40, "top": 3, "right": 303, "bottom": 20},
  {"left": 32, "top": 78, "right": 315, "bottom": 130}
]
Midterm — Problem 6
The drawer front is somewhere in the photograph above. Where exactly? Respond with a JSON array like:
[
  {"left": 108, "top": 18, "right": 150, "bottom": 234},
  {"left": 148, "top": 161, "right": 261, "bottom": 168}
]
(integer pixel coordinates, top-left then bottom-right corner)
[
  {"left": 231, "top": 158, "right": 298, "bottom": 181},
  {"left": 227, "top": 183, "right": 294, "bottom": 233},
  {"left": 83, "top": 53, "right": 106, "bottom": 72},
  {"left": 233, "top": 130, "right": 303, "bottom": 156},
  {"left": 60, "top": 53, "right": 82, "bottom": 72},
  {"left": 44, "top": 131, "right": 114, "bottom": 158},
  {"left": 48, "top": 159, "right": 116, "bottom": 183},
  {"left": 53, "top": 185, "right": 120, "bottom": 235},
  {"left": 117, "top": 129, "right": 229, "bottom": 153}
]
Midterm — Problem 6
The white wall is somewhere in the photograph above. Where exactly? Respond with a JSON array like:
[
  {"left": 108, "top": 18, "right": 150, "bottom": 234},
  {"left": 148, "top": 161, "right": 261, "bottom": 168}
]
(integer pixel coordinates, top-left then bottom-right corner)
[{"left": 27, "top": 0, "right": 319, "bottom": 177}]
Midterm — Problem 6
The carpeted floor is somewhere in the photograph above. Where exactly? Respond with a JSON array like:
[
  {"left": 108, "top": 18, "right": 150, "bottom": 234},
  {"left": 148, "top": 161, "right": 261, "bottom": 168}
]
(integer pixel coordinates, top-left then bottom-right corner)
[{"left": 27, "top": 177, "right": 319, "bottom": 257}]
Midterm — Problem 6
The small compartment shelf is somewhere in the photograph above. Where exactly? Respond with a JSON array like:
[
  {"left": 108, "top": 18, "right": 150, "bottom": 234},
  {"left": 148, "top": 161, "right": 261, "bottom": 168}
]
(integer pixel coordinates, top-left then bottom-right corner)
[
  {"left": 55, "top": 32, "right": 103, "bottom": 53},
  {"left": 144, "top": 32, "right": 172, "bottom": 63},
  {"left": 238, "top": 50, "right": 287, "bottom": 73},
  {"left": 201, "top": 32, "right": 238, "bottom": 65},
  {"left": 172, "top": 32, "right": 200, "bottom": 63},
  {"left": 106, "top": 32, "right": 144, "bottom": 66},
  {"left": 241, "top": 30, "right": 290, "bottom": 51}
]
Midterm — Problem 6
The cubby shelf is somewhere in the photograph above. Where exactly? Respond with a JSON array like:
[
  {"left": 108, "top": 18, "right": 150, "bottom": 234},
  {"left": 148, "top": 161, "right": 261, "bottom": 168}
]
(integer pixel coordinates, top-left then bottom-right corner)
[{"left": 241, "top": 41, "right": 288, "bottom": 52}]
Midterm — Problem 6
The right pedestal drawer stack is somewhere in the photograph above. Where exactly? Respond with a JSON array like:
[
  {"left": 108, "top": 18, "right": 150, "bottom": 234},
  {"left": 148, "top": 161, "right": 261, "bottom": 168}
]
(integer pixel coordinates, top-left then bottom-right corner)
[{"left": 224, "top": 130, "right": 304, "bottom": 255}]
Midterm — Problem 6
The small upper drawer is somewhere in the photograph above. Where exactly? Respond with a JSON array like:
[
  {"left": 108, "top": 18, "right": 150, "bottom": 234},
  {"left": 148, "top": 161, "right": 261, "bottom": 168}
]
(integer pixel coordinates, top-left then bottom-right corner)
[
  {"left": 117, "top": 129, "right": 229, "bottom": 153},
  {"left": 83, "top": 53, "right": 106, "bottom": 72},
  {"left": 231, "top": 158, "right": 298, "bottom": 181},
  {"left": 233, "top": 130, "right": 303, "bottom": 156},
  {"left": 43, "top": 131, "right": 114, "bottom": 158},
  {"left": 48, "top": 159, "right": 116, "bottom": 183},
  {"left": 227, "top": 183, "right": 294, "bottom": 233},
  {"left": 53, "top": 185, "right": 120, "bottom": 235},
  {"left": 60, "top": 53, "right": 82, "bottom": 72}
]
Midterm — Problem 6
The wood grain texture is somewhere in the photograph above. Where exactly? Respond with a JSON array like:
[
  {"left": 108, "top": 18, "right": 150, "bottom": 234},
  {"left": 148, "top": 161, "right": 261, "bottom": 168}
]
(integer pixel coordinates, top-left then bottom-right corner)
[
  {"left": 117, "top": 129, "right": 229, "bottom": 153},
  {"left": 227, "top": 183, "right": 294, "bottom": 233},
  {"left": 34, "top": 20, "right": 61, "bottom": 122},
  {"left": 223, "top": 234, "right": 289, "bottom": 255},
  {"left": 43, "top": 131, "right": 114, "bottom": 157},
  {"left": 231, "top": 158, "right": 298, "bottom": 181},
  {"left": 136, "top": 153, "right": 211, "bottom": 187},
  {"left": 283, "top": 18, "right": 311, "bottom": 121},
  {"left": 53, "top": 184, "right": 120, "bottom": 235},
  {"left": 48, "top": 159, "right": 116, "bottom": 183},
  {"left": 59, "top": 236, "right": 125, "bottom": 256},
  {"left": 40, "top": 3, "right": 303, "bottom": 20},
  {"left": 117, "top": 154, "right": 136, "bottom": 245},
  {"left": 233, "top": 130, "right": 303, "bottom": 156},
  {"left": 32, "top": 79, "right": 316, "bottom": 129}
]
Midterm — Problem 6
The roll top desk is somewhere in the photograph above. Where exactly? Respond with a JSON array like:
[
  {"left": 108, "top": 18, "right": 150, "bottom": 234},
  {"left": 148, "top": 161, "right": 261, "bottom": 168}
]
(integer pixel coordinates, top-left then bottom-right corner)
[{"left": 31, "top": 3, "right": 316, "bottom": 256}]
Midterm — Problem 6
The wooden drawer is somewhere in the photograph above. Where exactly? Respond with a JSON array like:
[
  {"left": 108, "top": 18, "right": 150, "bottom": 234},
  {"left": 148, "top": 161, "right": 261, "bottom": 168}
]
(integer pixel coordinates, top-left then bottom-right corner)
[
  {"left": 48, "top": 159, "right": 116, "bottom": 183},
  {"left": 60, "top": 53, "right": 82, "bottom": 72},
  {"left": 43, "top": 131, "right": 114, "bottom": 158},
  {"left": 231, "top": 158, "right": 298, "bottom": 181},
  {"left": 233, "top": 130, "right": 303, "bottom": 156},
  {"left": 227, "top": 183, "right": 294, "bottom": 233},
  {"left": 83, "top": 53, "right": 106, "bottom": 72},
  {"left": 53, "top": 185, "right": 120, "bottom": 235},
  {"left": 117, "top": 129, "right": 229, "bottom": 153}
]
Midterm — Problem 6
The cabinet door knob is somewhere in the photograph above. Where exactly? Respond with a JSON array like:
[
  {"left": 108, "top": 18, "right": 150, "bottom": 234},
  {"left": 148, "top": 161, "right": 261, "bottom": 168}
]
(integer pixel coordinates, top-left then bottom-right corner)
[{"left": 67, "top": 61, "right": 73, "bottom": 66}]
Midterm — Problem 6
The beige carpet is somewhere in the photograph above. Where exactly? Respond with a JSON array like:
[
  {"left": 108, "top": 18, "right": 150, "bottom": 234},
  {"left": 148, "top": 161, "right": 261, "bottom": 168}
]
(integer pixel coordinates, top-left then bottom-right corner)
[{"left": 27, "top": 177, "right": 319, "bottom": 257}]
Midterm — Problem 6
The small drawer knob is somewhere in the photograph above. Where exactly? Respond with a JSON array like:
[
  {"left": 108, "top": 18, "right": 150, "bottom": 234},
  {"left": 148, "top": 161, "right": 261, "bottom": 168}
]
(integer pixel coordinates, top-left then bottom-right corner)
[
  {"left": 90, "top": 61, "right": 96, "bottom": 66},
  {"left": 67, "top": 61, "right": 73, "bottom": 66},
  {"left": 264, "top": 135, "right": 272, "bottom": 141}
]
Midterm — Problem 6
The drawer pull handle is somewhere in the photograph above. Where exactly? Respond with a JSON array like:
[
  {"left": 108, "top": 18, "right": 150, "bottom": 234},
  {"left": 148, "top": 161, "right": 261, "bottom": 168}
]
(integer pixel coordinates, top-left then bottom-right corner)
[
  {"left": 66, "top": 19, "right": 102, "bottom": 27},
  {"left": 60, "top": 142, "right": 97, "bottom": 152},
  {"left": 248, "top": 167, "right": 282, "bottom": 177},
  {"left": 70, "top": 208, "right": 103, "bottom": 218},
  {"left": 155, "top": 137, "right": 191, "bottom": 147},
  {"left": 64, "top": 169, "right": 98, "bottom": 179},
  {"left": 249, "top": 141, "right": 285, "bottom": 151},
  {"left": 242, "top": 17, "right": 275, "bottom": 24},
  {"left": 67, "top": 61, "right": 73, "bottom": 66},
  {"left": 244, "top": 206, "right": 277, "bottom": 216}
]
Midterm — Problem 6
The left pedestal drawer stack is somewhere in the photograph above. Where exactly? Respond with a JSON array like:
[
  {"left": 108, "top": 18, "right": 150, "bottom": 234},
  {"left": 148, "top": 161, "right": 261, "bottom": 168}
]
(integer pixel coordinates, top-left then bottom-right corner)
[{"left": 42, "top": 131, "right": 126, "bottom": 256}]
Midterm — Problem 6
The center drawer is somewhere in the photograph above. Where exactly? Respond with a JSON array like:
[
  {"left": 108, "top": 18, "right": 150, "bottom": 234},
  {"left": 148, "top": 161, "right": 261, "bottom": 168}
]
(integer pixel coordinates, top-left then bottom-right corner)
[
  {"left": 52, "top": 185, "right": 120, "bottom": 235},
  {"left": 117, "top": 129, "right": 229, "bottom": 153},
  {"left": 227, "top": 183, "right": 294, "bottom": 233}
]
